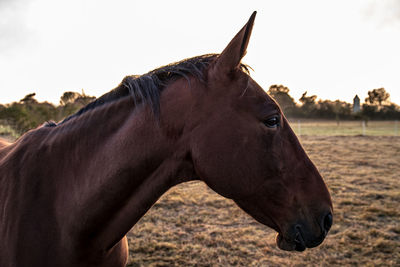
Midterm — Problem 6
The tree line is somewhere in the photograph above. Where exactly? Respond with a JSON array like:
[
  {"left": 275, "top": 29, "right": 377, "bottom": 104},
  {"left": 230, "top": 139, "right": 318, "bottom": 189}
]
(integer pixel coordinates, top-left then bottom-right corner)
[
  {"left": 267, "top": 85, "right": 400, "bottom": 120},
  {"left": 1, "top": 86, "right": 399, "bottom": 135},
  {"left": 0, "top": 91, "right": 95, "bottom": 134}
]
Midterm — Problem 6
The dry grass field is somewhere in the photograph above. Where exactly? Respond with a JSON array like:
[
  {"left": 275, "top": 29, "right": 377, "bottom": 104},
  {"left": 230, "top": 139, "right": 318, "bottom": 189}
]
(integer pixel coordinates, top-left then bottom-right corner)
[
  {"left": 126, "top": 135, "right": 399, "bottom": 266},
  {"left": 290, "top": 120, "right": 399, "bottom": 136}
]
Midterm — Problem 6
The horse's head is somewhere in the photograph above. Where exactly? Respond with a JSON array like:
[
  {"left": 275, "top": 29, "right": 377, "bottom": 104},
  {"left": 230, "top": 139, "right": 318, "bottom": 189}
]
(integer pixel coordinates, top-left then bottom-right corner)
[{"left": 189, "top": 12, "right": 332, "bottom": 252}]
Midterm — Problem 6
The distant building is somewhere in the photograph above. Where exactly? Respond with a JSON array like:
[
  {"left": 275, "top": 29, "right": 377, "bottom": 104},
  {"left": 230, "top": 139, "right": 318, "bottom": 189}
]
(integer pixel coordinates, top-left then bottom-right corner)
[{"left": 353, "top": 95, "right": 360, "bottom": 113}]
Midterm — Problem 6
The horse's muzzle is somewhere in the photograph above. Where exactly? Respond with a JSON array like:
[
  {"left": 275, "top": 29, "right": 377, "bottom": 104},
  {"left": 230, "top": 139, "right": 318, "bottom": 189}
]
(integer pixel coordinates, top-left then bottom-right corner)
[{"left": 276, "top": 211, "right": 333, "bottom": 252}]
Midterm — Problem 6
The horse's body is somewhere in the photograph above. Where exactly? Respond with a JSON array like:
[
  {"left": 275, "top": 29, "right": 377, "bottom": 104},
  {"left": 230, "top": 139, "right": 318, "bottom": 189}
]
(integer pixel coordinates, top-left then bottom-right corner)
[{"left": 0, "top": 12, "right": 332, "bottom": 267}]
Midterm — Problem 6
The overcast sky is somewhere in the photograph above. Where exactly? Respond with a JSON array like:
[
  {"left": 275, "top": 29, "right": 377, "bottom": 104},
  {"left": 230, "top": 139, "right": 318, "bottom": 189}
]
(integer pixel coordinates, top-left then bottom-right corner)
[{"left": 1, "top": 0, "right": 400, "bottom": 105}]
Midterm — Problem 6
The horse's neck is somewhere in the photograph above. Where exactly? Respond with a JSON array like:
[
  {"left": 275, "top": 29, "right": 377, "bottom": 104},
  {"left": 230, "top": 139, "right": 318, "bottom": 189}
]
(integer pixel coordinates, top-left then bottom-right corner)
[{"left": 45, "top": 96, "right": 193, "bottom": 253}]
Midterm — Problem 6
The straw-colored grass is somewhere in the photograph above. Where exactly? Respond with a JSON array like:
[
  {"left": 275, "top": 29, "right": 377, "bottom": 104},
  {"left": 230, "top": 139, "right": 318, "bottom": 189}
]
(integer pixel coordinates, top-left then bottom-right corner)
[{"left": 289, "top": 120, "right": 399, "bottom": 136}]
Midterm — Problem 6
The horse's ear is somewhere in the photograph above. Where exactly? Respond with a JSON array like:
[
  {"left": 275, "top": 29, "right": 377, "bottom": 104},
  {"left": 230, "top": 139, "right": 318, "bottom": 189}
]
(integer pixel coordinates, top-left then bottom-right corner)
[{"left": 214, "top": 11, "right": 256, "bottom": 75}]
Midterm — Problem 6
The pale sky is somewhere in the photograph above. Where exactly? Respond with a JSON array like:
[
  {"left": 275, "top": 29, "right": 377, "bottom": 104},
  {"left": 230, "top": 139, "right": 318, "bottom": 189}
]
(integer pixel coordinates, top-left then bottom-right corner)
[{"left": 1, "top": 0, "right": 400, "bottom": 105}]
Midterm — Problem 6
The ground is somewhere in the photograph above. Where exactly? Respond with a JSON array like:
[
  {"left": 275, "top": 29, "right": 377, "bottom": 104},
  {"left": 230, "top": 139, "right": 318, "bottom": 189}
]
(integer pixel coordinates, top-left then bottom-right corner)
[{"left": 127, "top": 136, "right": 400, "bottom": 267}]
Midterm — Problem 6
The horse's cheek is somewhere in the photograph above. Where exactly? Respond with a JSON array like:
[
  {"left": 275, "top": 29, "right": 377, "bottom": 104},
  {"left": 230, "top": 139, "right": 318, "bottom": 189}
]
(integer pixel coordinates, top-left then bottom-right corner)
[{"left": 191, "top": 126, "right": 260, "bottom": 198}]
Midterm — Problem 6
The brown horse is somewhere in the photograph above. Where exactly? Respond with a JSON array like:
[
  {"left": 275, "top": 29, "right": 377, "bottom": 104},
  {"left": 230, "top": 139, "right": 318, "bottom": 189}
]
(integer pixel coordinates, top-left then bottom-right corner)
[{"left": 0, "top": 12, "right": 332, "bottom": 267}]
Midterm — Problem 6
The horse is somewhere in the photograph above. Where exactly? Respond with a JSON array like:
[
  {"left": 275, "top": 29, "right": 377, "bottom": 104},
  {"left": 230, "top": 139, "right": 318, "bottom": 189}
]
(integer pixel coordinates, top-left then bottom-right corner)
[{"left": 0, "top": 12, "right": 332, "bottom": 267}]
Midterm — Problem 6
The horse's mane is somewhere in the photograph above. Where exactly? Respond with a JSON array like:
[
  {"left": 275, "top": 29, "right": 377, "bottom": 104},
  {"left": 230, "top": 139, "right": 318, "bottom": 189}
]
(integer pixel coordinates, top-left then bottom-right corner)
[{"left": 48, "top": 53, "right": 249, "bottom": 126}]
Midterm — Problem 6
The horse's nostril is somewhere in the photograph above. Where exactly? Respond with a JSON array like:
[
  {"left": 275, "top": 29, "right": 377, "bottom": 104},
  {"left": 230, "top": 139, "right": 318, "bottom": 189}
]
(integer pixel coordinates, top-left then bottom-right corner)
[{"left": 323, "top": 212, "right": 333, "bottom": 232}]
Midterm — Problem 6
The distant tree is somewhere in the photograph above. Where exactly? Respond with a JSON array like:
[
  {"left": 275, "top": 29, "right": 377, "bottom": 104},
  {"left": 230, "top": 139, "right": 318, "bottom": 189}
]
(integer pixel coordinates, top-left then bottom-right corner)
[
  {"left": 268, "top": 84, "right": 290, "bottom": 95},
  {"left": 0, "top": 92, "right": 59, "bottom": 134},
  {"left": 74, "top": 91, "right": 95, "bottom": 106},
  {"left": 299, "top": 91, "right": 317, "bottom": 105},
  {"left": 0, "top": 90, "right": 97, "bottom": 135},
  {"left": 20, "top": 93, "right": 38, "bottom": 104},
  {"left": 365, "top": 88, "right": 390, "bottom": 106},
  {"left": 298, "top": 91, "right": 317, "bottom": 117},
  {"left": 361, "top": 103, "right": 378, "bottom": 119},
  {"left": 380, "top": 103, "right": 400, "bottom": 119},
  {"left": 58, "top": 90, "right": 95, "bottom": 119},
  {"left": 60, "top": 91, "right": 80, "bottom": 105},
  {"left": 0, "top": 102, "right": 33, "bottom": 133},
  {"left": 316, "top": 100, "right": 352, "bottom": 120},
  {"left": 267, "top": 85, "right": 296, "bottom": 115}
]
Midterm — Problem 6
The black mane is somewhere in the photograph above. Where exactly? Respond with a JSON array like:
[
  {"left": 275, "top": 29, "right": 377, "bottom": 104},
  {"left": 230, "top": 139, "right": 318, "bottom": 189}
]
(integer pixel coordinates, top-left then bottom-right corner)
[{"left": 54, "top": 54, "right": 217, "bottom": 126}]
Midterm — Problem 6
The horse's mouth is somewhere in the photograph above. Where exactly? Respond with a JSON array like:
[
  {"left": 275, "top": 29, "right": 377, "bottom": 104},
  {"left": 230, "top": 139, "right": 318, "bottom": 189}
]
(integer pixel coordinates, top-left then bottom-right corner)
[
  {"left": 293, "top": 230, "right": 306, "bottom": 251},
  {"left": 276, "top": 229, "right": 306, "bottom": 252}
]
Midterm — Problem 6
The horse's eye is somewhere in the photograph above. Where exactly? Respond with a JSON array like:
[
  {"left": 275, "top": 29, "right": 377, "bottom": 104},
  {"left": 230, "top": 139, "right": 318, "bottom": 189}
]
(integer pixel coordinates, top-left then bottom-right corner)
[{"left": 264, "top": 116, "right": 280, "bottom": 128}]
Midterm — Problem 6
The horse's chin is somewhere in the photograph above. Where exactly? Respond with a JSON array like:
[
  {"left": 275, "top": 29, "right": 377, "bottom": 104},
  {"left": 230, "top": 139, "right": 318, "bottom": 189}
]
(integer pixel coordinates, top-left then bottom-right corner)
[{"left": 276, "top": 233, "right": 306, "bottom": 252}]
